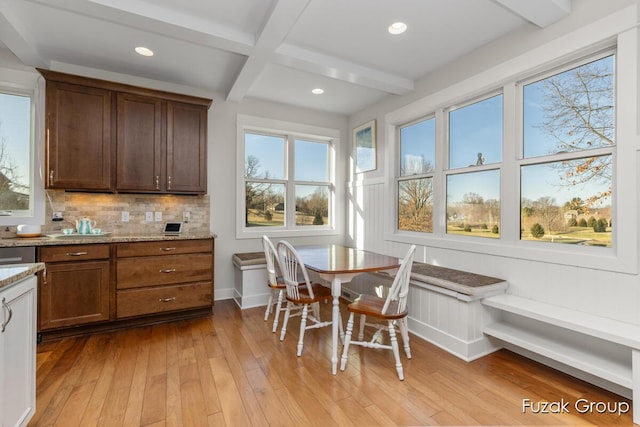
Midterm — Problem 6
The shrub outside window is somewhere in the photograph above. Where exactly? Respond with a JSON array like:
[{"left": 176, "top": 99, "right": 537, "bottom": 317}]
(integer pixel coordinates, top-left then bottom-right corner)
[{"left": 520, "top": 53, "right": 614, "bottom": 247}]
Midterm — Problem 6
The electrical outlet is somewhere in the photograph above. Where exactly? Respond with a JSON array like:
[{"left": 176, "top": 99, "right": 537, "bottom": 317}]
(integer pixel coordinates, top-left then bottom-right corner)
[
  {"left": 154, "top": 211, "right": 162, "bottom": 222},
  {"left": 121, "top": 211, "right": 130, "bottom": 222},
  {"left": 145, "top": 211, "right": 153, "bottom": 222},
  {"left": 183, "top": 211, "right": 191, "bottom": 223}
]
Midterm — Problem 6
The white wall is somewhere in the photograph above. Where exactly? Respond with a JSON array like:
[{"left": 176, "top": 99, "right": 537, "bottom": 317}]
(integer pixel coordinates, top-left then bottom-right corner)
[
  {"left": 207, "top": 96, "right": 348, "bottom": 300},
  {"left": 345, "top": 0, "right": 640, "bottom": 326}
]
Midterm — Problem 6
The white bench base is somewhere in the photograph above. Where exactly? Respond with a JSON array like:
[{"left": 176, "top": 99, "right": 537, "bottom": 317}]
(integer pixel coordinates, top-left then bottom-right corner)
[{"left": 483, "top": 294, "right": 639, "bottom": 425}]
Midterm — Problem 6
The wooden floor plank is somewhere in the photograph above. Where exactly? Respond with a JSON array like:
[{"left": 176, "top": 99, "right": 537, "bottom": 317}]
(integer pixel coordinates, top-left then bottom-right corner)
[{"left": 30, "top": 300, "right": 634, "bottom": 426}]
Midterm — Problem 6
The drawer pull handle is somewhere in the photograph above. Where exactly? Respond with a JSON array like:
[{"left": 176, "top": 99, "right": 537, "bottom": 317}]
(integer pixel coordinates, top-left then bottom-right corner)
[
  {"left": 66, "top": 251, "right": 88, "bottom": 256},
  {"left": 159, "top": 297, "right": 176, "bottom": 303},
  {"left": 160, "top": 268, "right": 176, "bottom": 273},
  {"left": 1, "top": 297, "right": 13, "bottom": 332},
  {"left": 160, "top": 247, "right": 176, "bottom": 251}
]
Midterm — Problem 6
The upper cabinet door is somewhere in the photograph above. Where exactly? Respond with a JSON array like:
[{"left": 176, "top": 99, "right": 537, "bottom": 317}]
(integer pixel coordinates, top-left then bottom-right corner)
[
  {"left": 166, "top": 102, "right": 207, "bottom": 194},
  {"left": 46, "top": 81, "right": 113, "bottom": 190},
  {"left": 116, "top": 93, "right": 163, "bottom": 192}
]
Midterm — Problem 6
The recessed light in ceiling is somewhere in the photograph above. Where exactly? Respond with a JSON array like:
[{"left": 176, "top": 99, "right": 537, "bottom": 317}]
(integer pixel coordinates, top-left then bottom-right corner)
[
  {"left": 135, "top": 46, "right": 154, "bottom": 57},
  {"left": 312, "top": 88, "right": 324, "bottom": 95},
  {"left": 388, "top": 22, "right": 407, "bottom": 35}
]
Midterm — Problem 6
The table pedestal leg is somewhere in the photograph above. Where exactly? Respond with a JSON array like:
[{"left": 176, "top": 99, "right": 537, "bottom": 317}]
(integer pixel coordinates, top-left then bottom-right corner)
[{"left": 331, "top": 277, "right": 341, "bottom": 375}]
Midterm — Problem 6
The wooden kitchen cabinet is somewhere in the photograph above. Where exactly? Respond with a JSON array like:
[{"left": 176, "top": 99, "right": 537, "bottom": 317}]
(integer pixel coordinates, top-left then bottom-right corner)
[
  {"left": 116, "top": 93, "right": 163, "bottom": 192},
  {"left": 116, "top": 239, "right": 213, "bottom": 318},
  {"left": 38, "top": 244, "right": 111, "bottom": 331},
  {"left": 166, "top": 101, "right": 208, "bottom": 193},
  {"left": 39, "top": 69, "right": 211, "bottom": 194},
  {"left": 44, "top": 79, "right": 113, "bottom": 190}
]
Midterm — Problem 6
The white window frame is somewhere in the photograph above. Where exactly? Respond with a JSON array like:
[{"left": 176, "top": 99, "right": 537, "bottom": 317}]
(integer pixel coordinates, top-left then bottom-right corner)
[
  {"left": 384, "top": 7, "right": 638, "bottom": 274},
  {"left": 0, "top": 74, "right": 45, "bottom": 227},
  {"left": 236, "top": 114, "right": 340, "bottom": 239}
]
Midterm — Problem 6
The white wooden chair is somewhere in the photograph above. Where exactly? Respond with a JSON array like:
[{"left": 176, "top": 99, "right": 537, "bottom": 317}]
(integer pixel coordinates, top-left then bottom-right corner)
[
  {"left": 340, "top": 245, "right": 416, "bottom": 380},
  {"left": 262, "top": 235, "right": 287, "bottom": 333},
  {"left": 277, "top": 240, "right": 340, "bottom": 357}
]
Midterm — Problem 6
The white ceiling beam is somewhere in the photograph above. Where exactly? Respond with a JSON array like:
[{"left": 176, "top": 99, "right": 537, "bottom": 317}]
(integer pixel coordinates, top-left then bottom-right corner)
[
  {"left": 273, "top": 43, "right": 414, "bottom": 96},
  {"left": 0, "top": 1, "right": 48, "bottom": 68},
  {"left": 26, "top": 0, "right": 255, "bottom": 55},
  {"left": 226, "top": 0, "right": 311, "bottom": 102},
  {"left": 493, "top": 0, "right": 571, "bottom": 28}
]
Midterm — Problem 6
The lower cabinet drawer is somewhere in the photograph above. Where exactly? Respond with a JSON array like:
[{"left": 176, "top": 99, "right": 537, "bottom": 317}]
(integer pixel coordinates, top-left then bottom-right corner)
[
  {"left": 116, "top": 282, "right": 212, "bottom": 318},
  {"left": 117, "top": 253, "right": 212, "bottom": 289}
]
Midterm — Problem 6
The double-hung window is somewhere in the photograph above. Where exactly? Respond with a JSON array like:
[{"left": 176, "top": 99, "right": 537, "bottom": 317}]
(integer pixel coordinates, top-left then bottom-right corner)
[
  {"left": 446, "top": 93, "right": 503, "bottom": 238},
  {"left": 519, "top": 52, "right": 615, "bottom": 247},
  {"left": 238, "top": 115, "right": 337, "bottom": 238},
  {"left": 0, "top": 89, "right": 35, "bottom": 221},
  {"left": 397, "top": 116, "right": 435, "bottom": 233}
]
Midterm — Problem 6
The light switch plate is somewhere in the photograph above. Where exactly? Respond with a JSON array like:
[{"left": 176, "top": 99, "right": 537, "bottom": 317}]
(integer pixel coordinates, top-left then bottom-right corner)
[
  {"left": 121, "top": 211, "right": 130, "bottom": 222},
  {"left": 145, "top": 211, "right": 153, "bottom": 222},
  {"left": 154, "top": 211, "right": 162, "bottom": 222}
]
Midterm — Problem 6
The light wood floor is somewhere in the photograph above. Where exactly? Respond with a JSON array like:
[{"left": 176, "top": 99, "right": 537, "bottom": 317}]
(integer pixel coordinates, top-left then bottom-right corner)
[{"left": 30, "top": 299, "right": 634, "bottom": 426}]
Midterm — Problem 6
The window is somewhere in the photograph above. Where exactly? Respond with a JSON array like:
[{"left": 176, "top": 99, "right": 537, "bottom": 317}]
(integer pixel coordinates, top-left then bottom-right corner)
[
  {"left": 446, "top": 94, "right": 502, "bottom": 238},
  {"left": 397, "top": 117, "right": 435, "bottom": 232},
  {"left": 520, "top": 53, "right": 614, "bottom": 247},
  {"left": 238, "top": 115, "right": 338, "bottom": 237},
  {"left": 391, "top": 51, "right": 616, "bottom": 249},
  {"left": 0, "top": 90, "right": 33, "bottom": 217}
]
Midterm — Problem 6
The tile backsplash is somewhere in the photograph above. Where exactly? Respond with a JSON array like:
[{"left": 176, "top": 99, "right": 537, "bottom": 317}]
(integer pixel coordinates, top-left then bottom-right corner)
[{"left": 41, "top": 190, "right": 210, "bottom": 235}]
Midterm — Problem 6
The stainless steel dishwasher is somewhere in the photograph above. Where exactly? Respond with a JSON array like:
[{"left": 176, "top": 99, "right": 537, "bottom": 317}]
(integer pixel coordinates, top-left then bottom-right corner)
[{"left": 0, "top": 246, "right": 36, "bottom": 265}]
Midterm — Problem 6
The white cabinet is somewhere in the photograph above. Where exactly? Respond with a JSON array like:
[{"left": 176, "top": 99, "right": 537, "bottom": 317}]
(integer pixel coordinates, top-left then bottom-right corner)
[{"left": 0, "top": 275, "right": 37, "bottom": 427}]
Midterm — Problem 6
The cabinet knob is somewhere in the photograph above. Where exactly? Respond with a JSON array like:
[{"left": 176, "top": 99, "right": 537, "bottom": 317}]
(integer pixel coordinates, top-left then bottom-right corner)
[
  {"left": 156, "top": 175, "right": 160, "bottom": 190},
  {"left": 168, "top": 176, "right": 172, "bottom": 190},
  {"left": 49, "top": 170, "right": 54, "bottom": 184}
]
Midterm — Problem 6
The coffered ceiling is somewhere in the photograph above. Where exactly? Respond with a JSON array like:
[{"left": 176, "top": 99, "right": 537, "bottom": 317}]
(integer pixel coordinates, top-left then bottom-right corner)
[{"left": 0, "top": 0, "right": 571, "bottom": 114}]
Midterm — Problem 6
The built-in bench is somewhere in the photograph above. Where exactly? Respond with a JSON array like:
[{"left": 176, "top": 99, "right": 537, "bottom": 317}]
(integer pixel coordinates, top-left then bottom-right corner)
[
  {"left": 232, "top": 251, "right": 508, "bottom": 361},
  {"left": 483, "top": 294, "right": 639, "bottom": 424}
]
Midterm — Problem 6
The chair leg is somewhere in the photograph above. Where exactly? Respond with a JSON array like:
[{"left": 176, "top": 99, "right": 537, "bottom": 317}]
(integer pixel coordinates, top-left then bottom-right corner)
[
  {"left": 388, "top": 320, "right": 404, "bottom": 380},
  {"left": 340, "top": 312, "right": 355, "bottom": 371},
  {"left": 297, "top": 304, "right": 309, "bottom": 357},
  {"left": 280, "top": 302, "right": 292, "bottom": 341},
  {"left": 271, "top": 289, "right": 284, "bottom": 333},
  {"left": 358, "top": 314, "right": 366, "bottom": 340},
  {"left": 398, "top": 318, "right": 412, "bottom": 359},
  {"left": 264, "top": 289, "right": 274, "bottom": 321}
]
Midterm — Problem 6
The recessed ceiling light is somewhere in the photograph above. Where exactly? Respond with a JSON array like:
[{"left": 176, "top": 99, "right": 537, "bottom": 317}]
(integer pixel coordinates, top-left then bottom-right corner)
[
  {"left": 312, "top": 88, "right": 324, "bottom": 95},
  {"left": 388, "top": 22, "right": 407, "bottom": 35},
  {"left": 135, "top": 46, "right": 154, "bottom": 57}
]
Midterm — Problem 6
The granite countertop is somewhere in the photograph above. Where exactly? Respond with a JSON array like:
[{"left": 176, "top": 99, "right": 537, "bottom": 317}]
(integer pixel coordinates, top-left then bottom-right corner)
[
  {"left": 0, "top": 263, "right": 45, "bottom": 291},
  {"left": 0, "top": 232, "right": 216, "bottom": 248}
]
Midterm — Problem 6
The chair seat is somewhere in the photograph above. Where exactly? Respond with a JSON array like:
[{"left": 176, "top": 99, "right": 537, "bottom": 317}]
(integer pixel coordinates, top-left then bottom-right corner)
[
  {"left": 286, "top": 282, "right": 332, "bottom": 304},
  {"left": 348, "top": 294, "right": 407, "bottom": 320},
  {"left": 268, "top": 276, "right": 286, "bottom": 289}
]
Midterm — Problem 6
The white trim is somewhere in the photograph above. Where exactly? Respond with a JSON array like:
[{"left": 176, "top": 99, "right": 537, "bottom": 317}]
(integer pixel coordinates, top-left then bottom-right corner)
[{"left": 383, "top": 5, "right": 639, "bottom": 274}]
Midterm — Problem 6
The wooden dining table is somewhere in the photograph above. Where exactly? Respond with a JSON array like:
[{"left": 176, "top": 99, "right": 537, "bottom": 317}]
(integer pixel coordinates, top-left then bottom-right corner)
[{"left": 294, "top": 244, "right": 401, "bottom": 374}]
